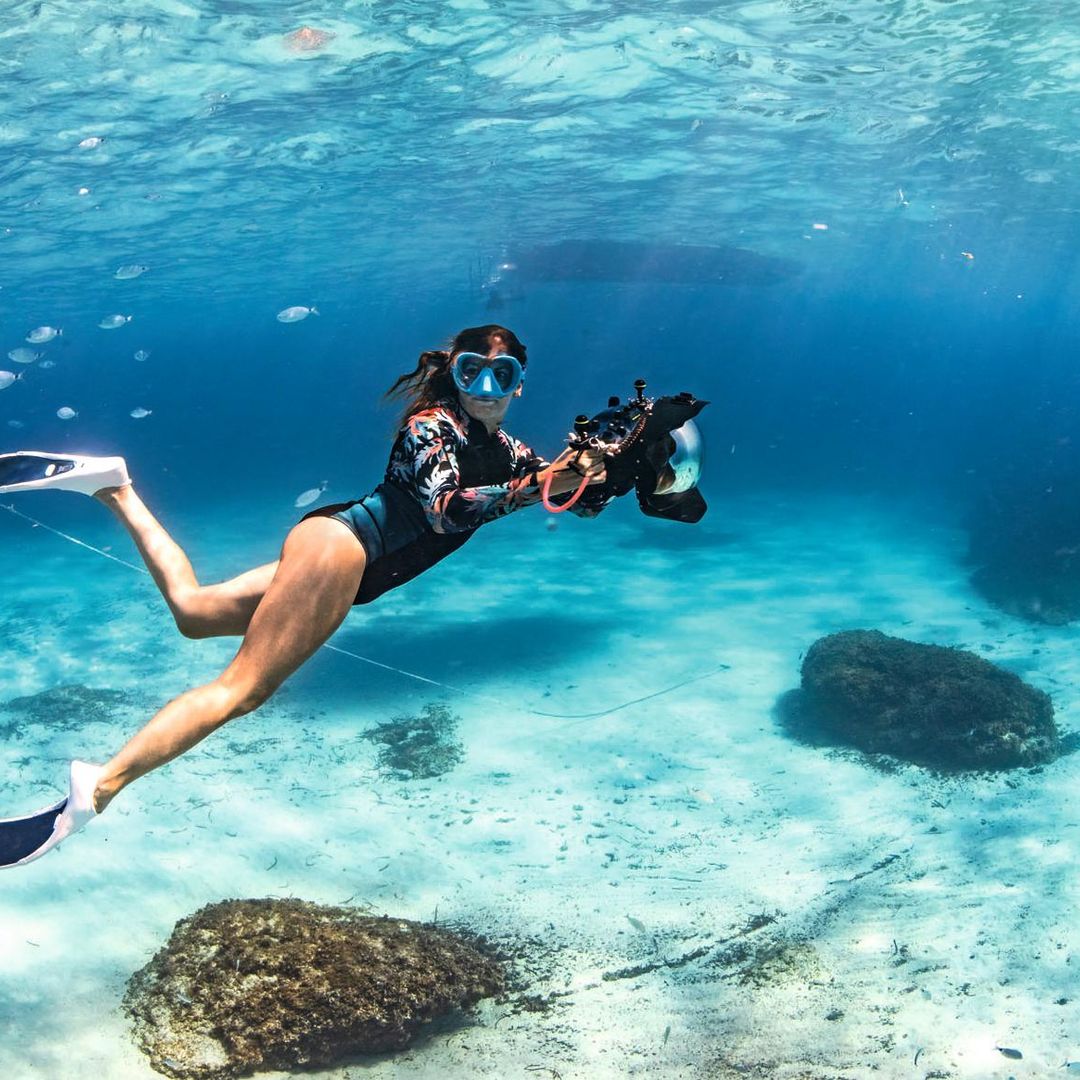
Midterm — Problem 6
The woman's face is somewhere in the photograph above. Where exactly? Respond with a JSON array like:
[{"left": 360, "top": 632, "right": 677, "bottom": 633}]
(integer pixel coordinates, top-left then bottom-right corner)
[{"left": 454, "top": 341, "right": 522, "bottom": 429}]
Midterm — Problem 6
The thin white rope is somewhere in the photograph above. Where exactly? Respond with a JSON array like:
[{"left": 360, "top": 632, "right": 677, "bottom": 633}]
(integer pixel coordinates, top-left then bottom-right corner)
[
  {"left": 2, "top": 502, "right": 152, "bottom": 576},
  {"left": 0, "top": 501, "right": 726, "bottom": 723}
]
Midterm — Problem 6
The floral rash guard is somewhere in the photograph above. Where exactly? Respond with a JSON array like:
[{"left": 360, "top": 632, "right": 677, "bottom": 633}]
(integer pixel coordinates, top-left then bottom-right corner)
[
  {"left": 304, "top": 396, "right": 610, "bottom": 605},
  {"left": 387, "top": 397, "right": 609, "bottom": 531}
]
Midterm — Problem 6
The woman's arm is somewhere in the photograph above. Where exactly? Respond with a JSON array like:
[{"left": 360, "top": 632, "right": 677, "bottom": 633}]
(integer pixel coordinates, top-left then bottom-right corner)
[{"left": 403, "top": 415, "right": 605, "bottom": 533}]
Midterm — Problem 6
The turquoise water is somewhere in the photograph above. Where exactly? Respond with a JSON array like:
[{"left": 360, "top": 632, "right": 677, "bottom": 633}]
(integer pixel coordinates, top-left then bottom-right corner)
[{"left": 4, "top": 3, "right": 1080, "bottom": 1078}]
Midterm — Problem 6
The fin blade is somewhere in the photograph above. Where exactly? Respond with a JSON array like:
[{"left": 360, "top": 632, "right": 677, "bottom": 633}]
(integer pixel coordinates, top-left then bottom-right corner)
[{"left": 0, "top": 797, "right": 66, "bottom": 868}]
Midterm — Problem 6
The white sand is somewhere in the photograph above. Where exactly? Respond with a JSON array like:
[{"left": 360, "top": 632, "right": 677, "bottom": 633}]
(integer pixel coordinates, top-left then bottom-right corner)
[{"left": 1, "top": 490, "right": 1078, "bottom": 1079}]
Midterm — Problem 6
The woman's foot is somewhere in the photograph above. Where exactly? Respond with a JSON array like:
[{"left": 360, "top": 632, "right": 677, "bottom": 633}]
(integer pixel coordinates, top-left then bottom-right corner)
[
  {"left": 91, "top": 768, "right": 121, "bottom": 814},
  {"left": 0, "top": 451, "right": 130, "bottom": 496}
]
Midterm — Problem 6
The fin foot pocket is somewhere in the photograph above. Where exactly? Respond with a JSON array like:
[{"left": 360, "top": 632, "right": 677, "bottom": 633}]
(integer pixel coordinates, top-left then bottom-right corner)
[{"left": 0, "top": 452, "right": 129, "bottom": 496}]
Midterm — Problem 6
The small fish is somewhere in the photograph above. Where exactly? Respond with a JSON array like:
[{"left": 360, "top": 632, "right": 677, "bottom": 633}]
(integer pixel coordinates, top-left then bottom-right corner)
[
  {"left": 626, "top": 915, "right": 648, "bottom": 934},
  {"left": 897, "top": 187, "right": 909, "bottom": 206},
  {"left": 996, "top": 1046, "right": 1023, "bottom": 1060},
  {"left": 114, "top": 264, "right": 149, "bottom": 280},
  {"left": 78, "top": 135, "right": 105, "bottom": 149},
  {"left": 133, "top": 349, "right": 151, "bottom": 362},
  {"left": 56, "top": 406, "right": 77, "bottom": 420},
  {"left": 7, "top": 419, "right": 25, "bottom": 428},
  {"left": 294, "top": 481, "right": 328, "bottom": 508},
  {"left": 130, "top": 407, "right": 152, "bottom": 419},
  {"left": 38, "top": 359, "right": 56, "bottom": 370},
  {"left": 0, "top": 371, "right": 22, "bottom": 390},
  {"left": 99, "top": 314, "right": 132, "bottom": 329},
  {"left": 7, "top": 347, "right": 40, "bottom": 364},
  {"left": 26, "top": 326, "right": 62, "bottom": 343},
  {"left": 961, "top": 251, "right": 975, "bottom": 260},
  {"left": 1064, "top": 1063, "right": 1080, "bottom": 1073},
  {"left": 277, "top": 305, "right": 319, "bottom": 323}
]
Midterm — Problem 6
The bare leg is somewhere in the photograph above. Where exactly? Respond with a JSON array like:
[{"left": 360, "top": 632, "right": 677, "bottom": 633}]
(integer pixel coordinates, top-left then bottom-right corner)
[
  {"left": 92, "top": 516, "right": 366, "bottom": 812},
  {"left": 95, "top": 484, "right": 278, "bottom": 637}
]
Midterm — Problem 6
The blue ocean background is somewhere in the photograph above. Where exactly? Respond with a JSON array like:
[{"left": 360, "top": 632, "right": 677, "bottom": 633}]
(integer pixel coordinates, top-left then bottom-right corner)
[
  {"left": 5, "top": 0, "right": 1078, "bottom": 514},
  {"left": 4, "top": 3, "right": 1080, "bottom": 1078}
]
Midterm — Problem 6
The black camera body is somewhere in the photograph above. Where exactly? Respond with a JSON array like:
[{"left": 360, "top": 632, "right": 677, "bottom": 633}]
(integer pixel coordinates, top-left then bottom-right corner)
[{"left": 566, "top": 380, "right": 709, "bottom": 523}]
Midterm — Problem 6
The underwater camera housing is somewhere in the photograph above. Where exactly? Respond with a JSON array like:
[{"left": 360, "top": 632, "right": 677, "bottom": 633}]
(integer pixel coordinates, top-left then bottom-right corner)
[{"left": 566, "top": 379, "right": 709, "bottom": 523}]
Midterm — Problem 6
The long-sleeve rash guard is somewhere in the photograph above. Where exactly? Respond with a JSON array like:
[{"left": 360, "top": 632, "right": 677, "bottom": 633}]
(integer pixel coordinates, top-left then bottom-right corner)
[
  {"left": 304, "top": 396, "right": 610, "bottom": 604},
  {"left": 388, "top": 398, "right": 607, "bottom": 532}
]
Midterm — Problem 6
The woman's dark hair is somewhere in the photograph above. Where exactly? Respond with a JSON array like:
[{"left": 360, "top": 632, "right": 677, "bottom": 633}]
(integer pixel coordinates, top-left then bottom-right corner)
[{"left": 384, "top": 324, "right": 528, "bottom": 426}]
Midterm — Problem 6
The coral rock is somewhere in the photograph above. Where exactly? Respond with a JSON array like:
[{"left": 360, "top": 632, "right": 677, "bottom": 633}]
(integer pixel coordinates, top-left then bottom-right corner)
[
  {"left": 793, "top": 629, "right": 1059, "bottom": 770},
  {"left": 125, "top": 898, "right": 504, "bottom": 1079}
]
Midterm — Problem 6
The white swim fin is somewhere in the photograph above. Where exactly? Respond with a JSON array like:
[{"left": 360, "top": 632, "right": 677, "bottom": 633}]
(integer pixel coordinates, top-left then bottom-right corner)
[
  {"left": 0, "top": 451, "right": 129, "bottom": 496},
  {"left": 0, "top": 760, "right": 104, "bottom": 868}
]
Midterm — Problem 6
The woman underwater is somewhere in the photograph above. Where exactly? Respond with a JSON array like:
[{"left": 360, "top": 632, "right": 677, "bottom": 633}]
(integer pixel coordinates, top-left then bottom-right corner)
[{"left": 0, "top": 324, "right": 611, "bottom": 867}]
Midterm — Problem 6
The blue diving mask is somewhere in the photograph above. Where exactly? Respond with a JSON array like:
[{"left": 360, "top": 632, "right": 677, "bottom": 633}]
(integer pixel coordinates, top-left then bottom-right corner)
[{"left": 451, "top": 352, "right": 524, "bottom": 399}]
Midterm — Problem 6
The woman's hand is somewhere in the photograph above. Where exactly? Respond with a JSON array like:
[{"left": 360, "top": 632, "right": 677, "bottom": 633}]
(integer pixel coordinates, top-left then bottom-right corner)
[
  {"left": 556, "top": 446, "right": 607, "bottom": 482},
  {"left": 540, "top": 446, "right": 608, "bottom": 495}
]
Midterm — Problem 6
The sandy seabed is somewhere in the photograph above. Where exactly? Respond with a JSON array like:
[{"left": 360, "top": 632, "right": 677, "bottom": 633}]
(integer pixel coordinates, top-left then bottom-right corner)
[{"left": 1, "top": 487, "right": 1078, "bottom": 1079}]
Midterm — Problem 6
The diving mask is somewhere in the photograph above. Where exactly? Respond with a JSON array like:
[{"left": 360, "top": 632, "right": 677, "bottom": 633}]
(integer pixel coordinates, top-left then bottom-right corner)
[{"left": 451, "top": 352, "right": 524, "bottom": 399}]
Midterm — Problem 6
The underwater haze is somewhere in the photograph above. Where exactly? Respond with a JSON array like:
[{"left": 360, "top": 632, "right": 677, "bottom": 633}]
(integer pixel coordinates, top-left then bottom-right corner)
[
  {"left": 5, "top": 2, "right": 1080, "bottom": 1078},
  {"left": 4, "top": 0, "right": 1080, "bottom": 501}
]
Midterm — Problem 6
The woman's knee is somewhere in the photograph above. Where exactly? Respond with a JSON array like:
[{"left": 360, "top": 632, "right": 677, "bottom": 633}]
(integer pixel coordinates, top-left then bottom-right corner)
[
  {"left": 171, "top": 585, "right": 258, "bottom": 639},
  {"left": 175, "top": 614, "right": 215, "bottom": 640},
  {"left": 216, "top": 670, "right": 281, "bottom": 719},
  {"left": 169, "top": 588, "right": 206, "bottom": 638},
  {"left": 170, "top": 589, "right": 223, "bottom": 639}
]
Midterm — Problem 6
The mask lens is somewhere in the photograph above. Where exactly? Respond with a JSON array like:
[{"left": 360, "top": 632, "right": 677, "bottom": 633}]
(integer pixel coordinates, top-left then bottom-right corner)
[
  {"left": 490, "top": 356, "right": 519, "bottom": 391},
  {"left": 454, "top": 353, "right": 485, "bottom": 385}
]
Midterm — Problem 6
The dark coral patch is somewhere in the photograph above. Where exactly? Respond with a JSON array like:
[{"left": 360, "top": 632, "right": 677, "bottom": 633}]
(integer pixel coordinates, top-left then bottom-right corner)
[
  {"left": 363, "top": 701, "right": 465, "bottom": 779},
  {"left": 0, "top": 683, "right": 131, "bottom": 738},
  {"left": 783, "top": 630, "right": 1059, "bottom": 771},
  {"left": 124, "top": 898, "right": 504, "bottom": 1079}
]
